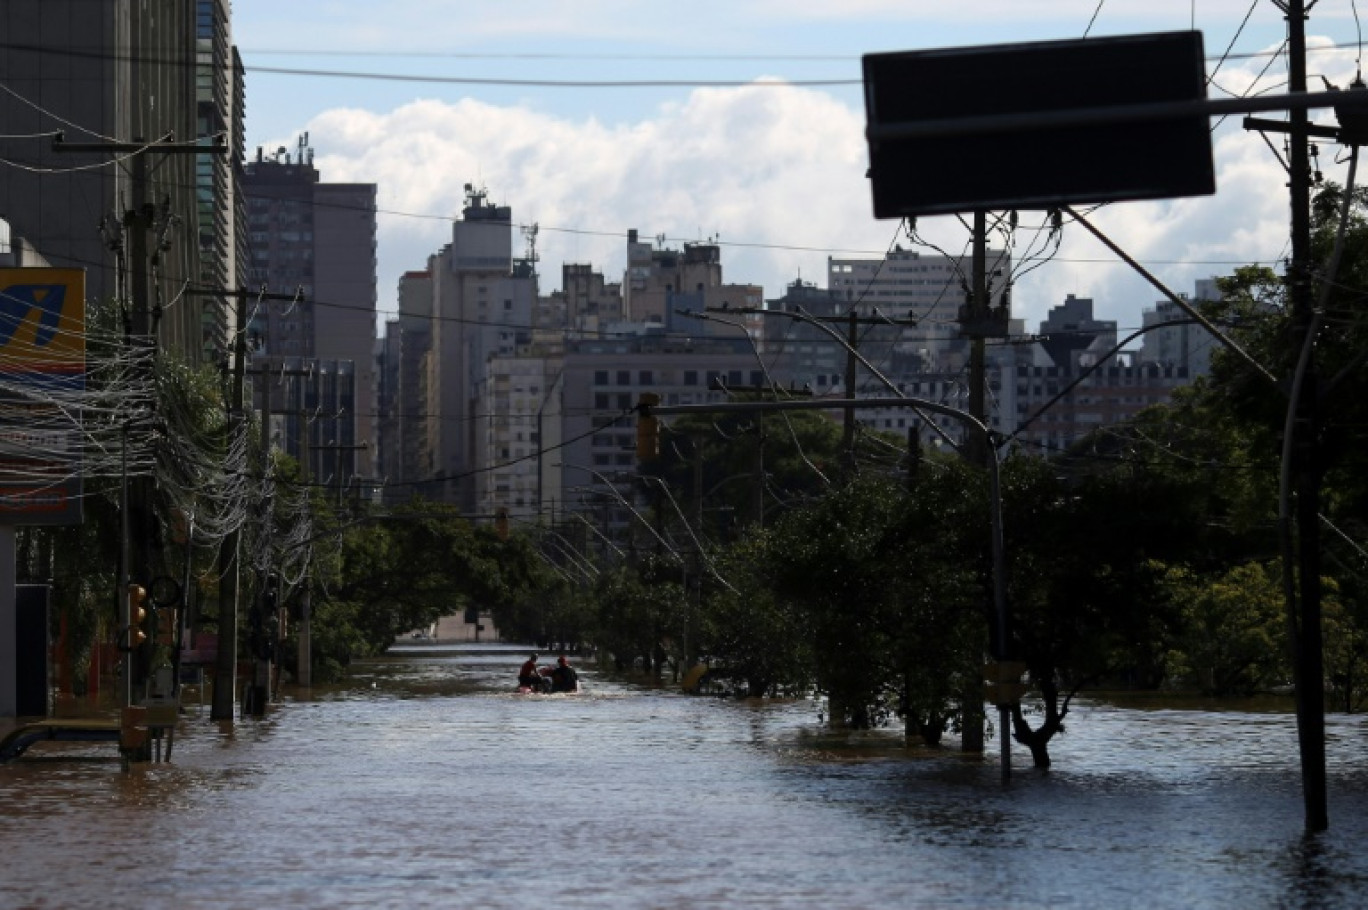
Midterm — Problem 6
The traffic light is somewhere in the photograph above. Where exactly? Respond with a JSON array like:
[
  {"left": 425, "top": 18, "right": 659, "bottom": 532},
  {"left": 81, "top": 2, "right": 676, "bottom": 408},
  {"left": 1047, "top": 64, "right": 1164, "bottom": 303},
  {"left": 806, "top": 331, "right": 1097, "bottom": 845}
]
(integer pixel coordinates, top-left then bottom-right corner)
[
  {"left": 155, "top": 608, "right": 177, "bottom": 647},
  {"left": 495, "top": 507, "right": 509, "bottom": 541},
  {"left": 127, "top": 583, "right": 148, "bottom": 649},
  {"left": 636, "top": 393, "right": 660, "bottom": 461}
]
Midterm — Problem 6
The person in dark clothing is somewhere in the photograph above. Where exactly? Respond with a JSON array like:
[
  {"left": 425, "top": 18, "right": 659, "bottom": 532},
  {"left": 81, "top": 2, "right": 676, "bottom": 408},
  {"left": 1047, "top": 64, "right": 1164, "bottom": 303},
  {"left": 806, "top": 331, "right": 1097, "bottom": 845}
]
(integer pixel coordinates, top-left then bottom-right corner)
[{"left": 549, "top": 655, "right": 579, "bottom": 693}]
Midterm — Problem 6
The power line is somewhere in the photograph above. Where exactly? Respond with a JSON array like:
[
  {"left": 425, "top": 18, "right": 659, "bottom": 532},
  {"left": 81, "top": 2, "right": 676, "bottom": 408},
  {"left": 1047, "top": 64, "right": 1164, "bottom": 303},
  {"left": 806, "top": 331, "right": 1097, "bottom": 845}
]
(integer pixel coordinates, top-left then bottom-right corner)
[{"left": 2, "top": 40, "right": 1365, "bottom": 92}]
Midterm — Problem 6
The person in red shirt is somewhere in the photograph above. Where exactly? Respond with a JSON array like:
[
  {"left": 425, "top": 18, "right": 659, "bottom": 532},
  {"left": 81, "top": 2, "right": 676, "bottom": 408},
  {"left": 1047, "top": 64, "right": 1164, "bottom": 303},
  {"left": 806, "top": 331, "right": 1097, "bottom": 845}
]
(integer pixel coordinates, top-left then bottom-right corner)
[{"left": 518, "top": 653, "right": 546, "bottom": 692}]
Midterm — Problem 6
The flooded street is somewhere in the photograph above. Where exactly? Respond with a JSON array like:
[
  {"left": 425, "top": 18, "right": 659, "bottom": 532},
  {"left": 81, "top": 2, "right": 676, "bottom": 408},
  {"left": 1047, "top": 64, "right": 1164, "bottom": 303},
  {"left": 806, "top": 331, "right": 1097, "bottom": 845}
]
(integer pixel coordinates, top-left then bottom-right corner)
[{"left": 3, "top": 645, "right": 1368, "bottom": 909}]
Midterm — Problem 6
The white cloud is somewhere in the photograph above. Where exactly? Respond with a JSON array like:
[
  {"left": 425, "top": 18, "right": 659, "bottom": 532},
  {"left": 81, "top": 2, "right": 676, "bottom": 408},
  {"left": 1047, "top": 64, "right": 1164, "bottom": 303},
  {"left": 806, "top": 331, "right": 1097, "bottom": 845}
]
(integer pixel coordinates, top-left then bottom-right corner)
[{"left": 296, "top": 39, "right": 1362, "bottom": 336}]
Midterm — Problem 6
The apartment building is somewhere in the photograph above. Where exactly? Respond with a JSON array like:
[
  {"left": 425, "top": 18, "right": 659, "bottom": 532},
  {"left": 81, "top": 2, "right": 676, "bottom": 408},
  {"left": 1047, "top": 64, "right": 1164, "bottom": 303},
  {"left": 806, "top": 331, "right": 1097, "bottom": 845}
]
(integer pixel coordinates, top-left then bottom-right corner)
[
  {"left": 827, "top": 246, "right": 1011, "bottom": 372},
  {"left": 423, "top": 187, "right": 536, "bottom": 511},
  {"left": 555, "top": 333, "right": 760, "bottom": 544},
  {"left": 242, "top": 137, "right": 378, "bottom": 482}
]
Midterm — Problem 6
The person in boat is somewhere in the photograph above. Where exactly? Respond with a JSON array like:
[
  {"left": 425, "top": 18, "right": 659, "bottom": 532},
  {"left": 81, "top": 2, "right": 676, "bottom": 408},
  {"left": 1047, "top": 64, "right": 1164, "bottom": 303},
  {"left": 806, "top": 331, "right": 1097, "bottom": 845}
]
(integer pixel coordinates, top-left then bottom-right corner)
[
  {"left": 549, "top": 655, "right": 579, "bottom": 693},
  {"left": 518, "top": 653, "right": 546, "bottom": 691}
]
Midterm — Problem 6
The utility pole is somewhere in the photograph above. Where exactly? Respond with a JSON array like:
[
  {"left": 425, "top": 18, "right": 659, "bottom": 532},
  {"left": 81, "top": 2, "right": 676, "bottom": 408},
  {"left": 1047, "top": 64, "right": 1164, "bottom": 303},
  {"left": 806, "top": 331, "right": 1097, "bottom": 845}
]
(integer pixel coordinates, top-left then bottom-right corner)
[
  {"left": 55, "top": 133, "right": 216, "bottom": 711},
  {"left": 297, "top": 416, "right": 312, "bottom": 687},
  {"left": 1284, "top": 0, "right": 1328, "bottom": 833},
  {"left": 244, "top": 379, "right": 273, "bottom": 717},
  {"left": 843, "top": 310, "right": 859, "bottom": 466},
  {"left": 212, "top": 286, "right": 249, "bottom": 721},
  {"left": 1243, "top": 0, "right": 1329, "bottom": 834},
  {"left": 185, "top": 285, "right": 302, "bottom": 721},
  {"left": 243, "top": 363, "right": 315, "bottom": 714},
  {"left": 961, "top": 210, "right": 991, "bottom": 755},
  {"left": 958, "top": 211, "right": 1014, "bottom": 760}
]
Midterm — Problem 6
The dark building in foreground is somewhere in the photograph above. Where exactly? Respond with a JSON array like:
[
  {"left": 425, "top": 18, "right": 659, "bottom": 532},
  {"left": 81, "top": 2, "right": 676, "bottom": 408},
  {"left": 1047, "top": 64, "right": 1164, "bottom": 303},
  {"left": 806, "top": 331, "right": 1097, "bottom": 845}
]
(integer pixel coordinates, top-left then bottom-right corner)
[{"left": 0, "top": 0, "right": 243, "bottom": 365}]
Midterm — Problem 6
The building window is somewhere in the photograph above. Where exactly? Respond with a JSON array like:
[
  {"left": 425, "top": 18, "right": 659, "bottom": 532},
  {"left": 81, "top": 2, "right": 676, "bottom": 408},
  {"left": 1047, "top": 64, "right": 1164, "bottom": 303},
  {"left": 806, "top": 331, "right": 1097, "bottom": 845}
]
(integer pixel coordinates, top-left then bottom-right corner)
[
  {"left": 594, "top": 371, "right": 608, "bottom": 385},
  {"left": 684, "top": 370, "right": 698, "bottom": 386},
  {"left": 616, "top": 370, "right": 630, "bottom": 386},
  {"left": 639, "top": 370, "right": 653, "bottom": 385}
]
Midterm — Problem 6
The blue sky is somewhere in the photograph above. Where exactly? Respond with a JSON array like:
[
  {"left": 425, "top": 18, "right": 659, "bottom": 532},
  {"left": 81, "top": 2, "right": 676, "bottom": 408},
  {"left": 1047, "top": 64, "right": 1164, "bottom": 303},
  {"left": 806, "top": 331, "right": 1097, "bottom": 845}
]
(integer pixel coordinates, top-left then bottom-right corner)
[{"left": 230, "top": 2, "right": 1365, "bottom": 333}]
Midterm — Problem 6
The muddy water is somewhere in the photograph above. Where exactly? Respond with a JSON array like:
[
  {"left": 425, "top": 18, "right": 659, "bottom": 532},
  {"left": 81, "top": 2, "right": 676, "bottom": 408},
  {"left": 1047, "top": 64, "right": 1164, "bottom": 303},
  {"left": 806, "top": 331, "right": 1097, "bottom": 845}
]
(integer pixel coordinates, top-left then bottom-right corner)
[{"left": 2, "top": 645, "right": 1367, "bottom": 909}]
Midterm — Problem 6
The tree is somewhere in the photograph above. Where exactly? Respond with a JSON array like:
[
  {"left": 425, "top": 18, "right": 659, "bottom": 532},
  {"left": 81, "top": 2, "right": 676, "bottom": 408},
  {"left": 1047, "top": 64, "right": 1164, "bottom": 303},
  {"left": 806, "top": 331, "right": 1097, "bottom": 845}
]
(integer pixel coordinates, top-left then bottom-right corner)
[
  {"left": 1160, "top": 562, "right": 1289, "bottom": 695},
  {"left": 1003, "top": 455, "right": 1199, "bottom": 767}
]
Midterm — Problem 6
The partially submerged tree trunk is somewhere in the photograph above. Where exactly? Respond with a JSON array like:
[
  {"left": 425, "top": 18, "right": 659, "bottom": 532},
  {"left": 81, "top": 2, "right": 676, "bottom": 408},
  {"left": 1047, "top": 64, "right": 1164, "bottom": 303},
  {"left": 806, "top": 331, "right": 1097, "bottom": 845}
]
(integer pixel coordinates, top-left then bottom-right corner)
[{"left": 1008, "top": 674, "right": 1077, "bottom": 769}]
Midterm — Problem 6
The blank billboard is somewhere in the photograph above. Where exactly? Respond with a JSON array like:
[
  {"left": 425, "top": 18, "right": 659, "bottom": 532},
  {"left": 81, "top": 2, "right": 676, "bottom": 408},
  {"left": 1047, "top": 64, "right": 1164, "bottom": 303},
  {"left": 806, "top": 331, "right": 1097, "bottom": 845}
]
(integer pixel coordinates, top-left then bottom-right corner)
[{"left": 864, "top": 31, "right": 1215, "bottom": 218}]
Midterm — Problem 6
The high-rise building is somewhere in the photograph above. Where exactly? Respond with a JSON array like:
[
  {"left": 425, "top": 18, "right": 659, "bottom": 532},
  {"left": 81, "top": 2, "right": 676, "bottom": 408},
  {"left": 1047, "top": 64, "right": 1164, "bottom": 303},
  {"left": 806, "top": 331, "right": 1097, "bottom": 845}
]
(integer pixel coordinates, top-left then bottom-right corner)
[
  {"left": 242, "top": 137, "right": 378, "bottom": 482},
  {"left": 424, "top": 186, "right": 537, "bottom": 511},
  {"left": 1009, "top": 295, "right": 1190, "bottom": 456},
  {"left": 196, "top": 1, "right": 248, "bottom": 359},
  {"left": 0, "top": 1, "right": 238, "bottom": 364},
  {"left": 826, "top": 247, "right": 1011, "bottom": 374},
  {"left": 558, "top": 333, "right": 759, "bottom": 545},
  {"left": 376, "top": 269, "right": 437, "bottom": 505},
  {"left": 1137, "top": 280, "right": 1224, "bottom": 379},
  {"left": 473, "top": 354, "right": 563, "bottom": 524},
  {"left": 621, "top": 231, "right": 763, "bottom": 340}
]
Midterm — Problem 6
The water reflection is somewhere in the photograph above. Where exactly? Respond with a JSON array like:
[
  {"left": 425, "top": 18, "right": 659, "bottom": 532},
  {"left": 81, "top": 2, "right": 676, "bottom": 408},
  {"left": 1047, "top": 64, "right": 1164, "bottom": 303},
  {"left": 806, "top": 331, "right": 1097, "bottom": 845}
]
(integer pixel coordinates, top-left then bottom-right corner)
[{"left": 2, "top": 648, "right": 1367, "bottom": 909}]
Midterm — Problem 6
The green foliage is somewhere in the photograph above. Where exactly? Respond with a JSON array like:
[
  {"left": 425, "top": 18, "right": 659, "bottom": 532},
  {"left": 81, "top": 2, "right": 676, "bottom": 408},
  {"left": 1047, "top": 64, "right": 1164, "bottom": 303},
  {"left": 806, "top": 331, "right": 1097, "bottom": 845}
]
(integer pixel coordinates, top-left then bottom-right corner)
[
  {"left": 1159, "top": 562, "right": 1289, "bottom": 695},
  {"left": 587, "top": 560, "right": 687, "bottom": 673},
  {"left": 703, "top": 532, "right": 815, "bottom": 696},
  {"left": 715, "top": 464, "right": 984, "bottom": 733},
  {"left": 325, "top": 502, "right": 523, "bottom": 658}
]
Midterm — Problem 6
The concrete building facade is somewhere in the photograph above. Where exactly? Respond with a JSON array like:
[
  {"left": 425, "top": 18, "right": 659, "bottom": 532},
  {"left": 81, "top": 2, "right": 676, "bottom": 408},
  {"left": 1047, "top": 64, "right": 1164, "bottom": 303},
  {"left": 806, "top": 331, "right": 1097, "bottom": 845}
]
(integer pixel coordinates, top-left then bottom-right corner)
[
  {"left": 242, "top": 137, "right": 378, "bottom": 483},
  {"left": 827, "top": 247, "right": 1011, "bottom": 375},
  {"left": 557, "top": 334, "right": 759, "bottom": 542},
  {"left": 424, "top": 187, "right": 536, "bottom": 511}
]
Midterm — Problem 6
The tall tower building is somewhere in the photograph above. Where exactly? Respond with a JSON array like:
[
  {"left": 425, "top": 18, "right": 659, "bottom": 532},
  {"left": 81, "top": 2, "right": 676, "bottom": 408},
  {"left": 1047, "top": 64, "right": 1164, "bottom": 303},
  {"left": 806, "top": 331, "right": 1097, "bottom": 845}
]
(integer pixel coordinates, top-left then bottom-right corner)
[
  {"left": 0, "top": 1, "right": 237, "bottom": 364},
  {"left": 242, "top": 137, "right": 378, "bottom": 483},
  {"left": 376, "top": 269, "right": 437, "bottom": 505},
  {"left": 424, "top": 186, "right": 536, "bottom": 511},
  {"left": 196, "top": 1, "right": 248, "bottom": 358}
]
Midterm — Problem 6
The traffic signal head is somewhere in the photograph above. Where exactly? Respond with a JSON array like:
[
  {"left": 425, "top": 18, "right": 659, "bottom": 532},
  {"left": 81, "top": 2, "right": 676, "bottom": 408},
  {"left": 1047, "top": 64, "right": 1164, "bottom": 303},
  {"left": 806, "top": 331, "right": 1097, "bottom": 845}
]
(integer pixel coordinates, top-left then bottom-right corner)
[
  {"left": 636, "top": 393, "right": 661, "bottom": 461},
  {"left": 156, "top": 608, "right": 177, "bottom": 647},
  {"left": 495, "top": 507, "right": 510, "bottom": 541},
  {"left": 127, "top": 583, "right": 148, "bottom": 647}
]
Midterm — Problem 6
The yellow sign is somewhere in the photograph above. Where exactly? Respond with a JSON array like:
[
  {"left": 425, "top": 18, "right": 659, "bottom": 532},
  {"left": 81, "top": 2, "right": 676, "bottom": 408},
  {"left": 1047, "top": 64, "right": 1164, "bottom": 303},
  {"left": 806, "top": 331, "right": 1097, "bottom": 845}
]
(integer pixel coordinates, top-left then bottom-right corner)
[
  {"left": 0, "top": 268, "right": 86, "bottom": 524},
  {"left": 0, "top": 268, "right": 86, "bottom": 376}
]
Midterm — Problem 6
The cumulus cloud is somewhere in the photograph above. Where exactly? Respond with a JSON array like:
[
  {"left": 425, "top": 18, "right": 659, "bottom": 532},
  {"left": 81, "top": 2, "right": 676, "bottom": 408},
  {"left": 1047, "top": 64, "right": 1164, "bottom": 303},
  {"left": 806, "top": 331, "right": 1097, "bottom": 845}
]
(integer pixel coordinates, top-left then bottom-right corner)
[{"left": 294, "top": 39, "right": 1362, "bottom": 335}]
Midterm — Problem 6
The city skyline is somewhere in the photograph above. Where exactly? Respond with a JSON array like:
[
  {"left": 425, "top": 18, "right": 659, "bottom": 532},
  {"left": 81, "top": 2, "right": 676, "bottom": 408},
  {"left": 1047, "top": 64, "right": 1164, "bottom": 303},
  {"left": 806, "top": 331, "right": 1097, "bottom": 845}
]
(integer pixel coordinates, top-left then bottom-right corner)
[{"left": 231, "top": 2, "right": 1364, "bottom": 333}]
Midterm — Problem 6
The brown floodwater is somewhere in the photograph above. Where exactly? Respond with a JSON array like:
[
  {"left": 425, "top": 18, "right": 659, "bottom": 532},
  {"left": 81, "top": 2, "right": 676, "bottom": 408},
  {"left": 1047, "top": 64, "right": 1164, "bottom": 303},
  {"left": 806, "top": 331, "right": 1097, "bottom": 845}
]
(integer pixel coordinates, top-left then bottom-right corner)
[{"left": 2, "top": 644, "right": 1367, "bottom": 909}]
